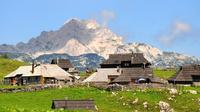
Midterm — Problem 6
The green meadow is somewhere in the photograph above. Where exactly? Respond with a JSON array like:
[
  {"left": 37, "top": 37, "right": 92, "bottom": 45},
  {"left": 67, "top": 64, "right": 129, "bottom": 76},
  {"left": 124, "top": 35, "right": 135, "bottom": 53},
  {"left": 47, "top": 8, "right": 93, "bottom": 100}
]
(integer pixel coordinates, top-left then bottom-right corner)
[
  {"left": 153, "top": 69, "right": 177, "bottom": 79},
  {"left": 0, "top": 57, "right": 199, "bottom": 112},
  {"left": 0, "top": 86, "right": 200, "bottom": 112}
]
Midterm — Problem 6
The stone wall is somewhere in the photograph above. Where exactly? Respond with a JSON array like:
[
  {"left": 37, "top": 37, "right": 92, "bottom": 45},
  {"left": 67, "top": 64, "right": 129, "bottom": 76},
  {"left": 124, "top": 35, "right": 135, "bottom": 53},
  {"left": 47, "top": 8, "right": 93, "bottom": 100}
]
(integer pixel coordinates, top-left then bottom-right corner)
[{"left": 0, "top": 84, "right": 62, "bottom": 93}]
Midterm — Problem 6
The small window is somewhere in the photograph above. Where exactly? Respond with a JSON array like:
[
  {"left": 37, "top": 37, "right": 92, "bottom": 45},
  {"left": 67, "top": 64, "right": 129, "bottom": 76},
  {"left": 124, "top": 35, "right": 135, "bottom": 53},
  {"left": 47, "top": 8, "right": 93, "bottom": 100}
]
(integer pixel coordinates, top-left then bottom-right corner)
[
  {"left": 114, "top": 60, "right": 119, "bottom": 63},
  {"left": 124, "top": 63, "right": 129, "bottom": 66}
]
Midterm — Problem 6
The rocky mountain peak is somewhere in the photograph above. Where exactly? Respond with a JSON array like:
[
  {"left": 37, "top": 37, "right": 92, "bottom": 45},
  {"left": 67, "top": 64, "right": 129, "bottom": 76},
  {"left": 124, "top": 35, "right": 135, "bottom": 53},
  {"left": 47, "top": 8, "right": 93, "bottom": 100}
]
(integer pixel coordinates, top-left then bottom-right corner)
[{"left": 0, "top": 18, "right": 199, "bottom": 68}]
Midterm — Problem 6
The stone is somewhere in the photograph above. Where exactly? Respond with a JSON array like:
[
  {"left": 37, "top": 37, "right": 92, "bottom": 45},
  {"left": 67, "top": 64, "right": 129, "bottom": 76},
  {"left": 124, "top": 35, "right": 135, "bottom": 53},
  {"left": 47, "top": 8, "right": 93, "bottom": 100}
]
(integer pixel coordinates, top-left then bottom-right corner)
[
  {"left": 168, "top": 88, "right": 178, "bottom": 95},
  {"left": 111, "top": 92, "right": 117, "bottom": 96},
  {"left": 168, "top": 97, "right": 173, "bottom": 101},
  {"left": 95, "top": 105, "right": 98, "bottom": 111},
  {"left": 132, "top": 98, "right": 139, "bottom": 105},
  {"left": 198, "top": 98, "right": 200, "bottom": 105},
  {"left": 158, "top": 101, "right": 174, "bottom": 112},
  {"left": 143, "top": 101, "right": 148, "bottom": 108},
  {"left": 186, "top": 90, "right": 197, "bottom": 94},
  {"left": 120, "top": 96, "right": 124, "bottom": 100}
]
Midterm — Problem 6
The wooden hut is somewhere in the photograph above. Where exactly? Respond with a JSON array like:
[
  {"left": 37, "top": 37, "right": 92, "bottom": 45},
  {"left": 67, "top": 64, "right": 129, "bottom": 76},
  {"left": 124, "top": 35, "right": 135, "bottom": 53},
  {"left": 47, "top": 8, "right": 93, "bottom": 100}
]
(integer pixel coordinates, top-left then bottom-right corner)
[
  {"left": 111, "top": 68, "right": 153, "bottom": 85},
  {"left": 84, "top": 53, "right": 162, "bottom": 85},
  {"left": 100, "top": 53, "right": 151, "bottom": 68},
  {"left": 168, "top": 65, "right": 200, "bottom": 85},
  {"left": 52, "top": 99, "right": 95, "bottom": 110},
  {"left": 51, "top": 59, "right": 80, "bottom": 82},
  {"left": 51, "top": 59, "right": 74, "bottom": 71},
  {"left": 4, "top": 64, "right": 72, "bottom": 85}
]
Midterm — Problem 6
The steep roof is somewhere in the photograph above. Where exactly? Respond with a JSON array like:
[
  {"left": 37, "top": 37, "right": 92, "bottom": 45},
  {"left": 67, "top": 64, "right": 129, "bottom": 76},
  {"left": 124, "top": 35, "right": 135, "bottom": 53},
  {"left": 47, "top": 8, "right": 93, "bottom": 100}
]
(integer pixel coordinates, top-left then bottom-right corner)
[
  {"left": 51, "top": 59, "right": 74, "bottom": 69},
  {"left": 112, "top": 68, "right": 153, "bottom": 83},
  {"left": 83, "top": 68, "right": 121, "bottom": 83},
  {"left": 5, "top": 64, "right": 72, "bottom": 80},
  {"left": 101, "top": 53, "right": 149, "bottom": 65},
  {"left": 83, "top": 67, "right": 155, "bottom": 83},
  {"left": 168, "top": 65, "right": 200, "bottom": 82},
  {"left": 52, "top": 99, "right": 95, "bottom": 110}
]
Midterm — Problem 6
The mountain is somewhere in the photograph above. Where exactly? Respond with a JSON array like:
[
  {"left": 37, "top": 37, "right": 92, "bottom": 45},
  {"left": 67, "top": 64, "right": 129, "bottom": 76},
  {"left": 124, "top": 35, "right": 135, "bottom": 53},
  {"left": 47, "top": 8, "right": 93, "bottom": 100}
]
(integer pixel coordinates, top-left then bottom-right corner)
[
  {"left": 0, "top": 52, "right": 104, "bottom": 70},
  {"left": 115, "top": 43, "right": 200, "bottom": 68},
  {"left": 0, "top": 19, "right": 199, "bottom": 68},
  {"left": 1, "top": 19, "right": 123, "bottom": 58},
  {"left": 35, "top": 53, "right": 105, "bottom": 71}
]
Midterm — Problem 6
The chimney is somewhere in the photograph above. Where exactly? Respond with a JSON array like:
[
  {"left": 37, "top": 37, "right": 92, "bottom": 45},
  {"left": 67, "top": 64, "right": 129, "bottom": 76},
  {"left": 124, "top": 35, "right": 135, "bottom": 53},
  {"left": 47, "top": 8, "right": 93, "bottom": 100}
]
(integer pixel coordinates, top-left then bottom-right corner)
[
  {"left": 57, "top": 57, "right": 59, "bottom": 64},
  {"left": 131, "top": 51, "right": 134, "bottom": 63},
  {"left": 143, "top": 63, "right": 146, "bottom": 69},
  {"left": 131, "top": 56, "right": 134, "bottom": 63},
  {"left": 32, "top": 60, "right": 35, "bottom": 73}
]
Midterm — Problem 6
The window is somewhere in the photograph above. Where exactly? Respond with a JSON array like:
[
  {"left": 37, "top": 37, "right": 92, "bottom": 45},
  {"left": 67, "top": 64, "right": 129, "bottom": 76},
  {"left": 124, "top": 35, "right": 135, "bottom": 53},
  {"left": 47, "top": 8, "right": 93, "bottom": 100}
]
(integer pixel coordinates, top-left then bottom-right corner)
[
  {"left": 114, "top": 60, "right": 119, "bottom": 63},
  {"left": 124, "top": 63, "right": 129, "bottom": 66},
  {"left": 192, "top": 76, "right": 200, "bottom": 82}
]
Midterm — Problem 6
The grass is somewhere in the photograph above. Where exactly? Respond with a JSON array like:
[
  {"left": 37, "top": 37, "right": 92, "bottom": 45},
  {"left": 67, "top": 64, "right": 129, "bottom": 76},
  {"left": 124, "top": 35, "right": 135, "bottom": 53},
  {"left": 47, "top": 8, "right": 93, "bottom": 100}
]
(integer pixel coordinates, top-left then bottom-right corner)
[
  {"left": 0, "top": 86, "right": 200, "bottom": 112},
  {"left": 153, "top": 69, "right": 177, "bottom": 79},
  {"left": 79, "top": 71, "right": 94, "bottom": 80},
  {"left": 0, "top": 57, "right": 199, "bottom": 111},
  {"left": 0, "top": 57, "right": 26, "bottom": 80}
]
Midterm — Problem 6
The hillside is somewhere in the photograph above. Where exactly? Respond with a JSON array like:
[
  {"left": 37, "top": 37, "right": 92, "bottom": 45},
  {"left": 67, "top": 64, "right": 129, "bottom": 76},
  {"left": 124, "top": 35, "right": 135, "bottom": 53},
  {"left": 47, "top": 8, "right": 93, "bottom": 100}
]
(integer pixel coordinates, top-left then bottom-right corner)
[
  {"left": 153, "top": 69, "right": 177, "bottom": 79},
  {"left": 0, "top": 57, "right": 26, "bottom": 80},
  {"left": 0, "top": 87, "right": 199, "bottom": 112}
]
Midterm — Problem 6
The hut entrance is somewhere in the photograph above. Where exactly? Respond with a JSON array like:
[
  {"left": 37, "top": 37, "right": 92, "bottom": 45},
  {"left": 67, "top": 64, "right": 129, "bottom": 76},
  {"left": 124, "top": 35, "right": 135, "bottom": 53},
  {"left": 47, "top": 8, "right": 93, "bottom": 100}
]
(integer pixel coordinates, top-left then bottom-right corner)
[
  {"left": 15, "top": 74, "right": 23, "bottom": 85},
  {"left": 192, "top": 75, "right": 200, "bottom": 82},
  {"left": 137, "top": 78, "right": 151, "bottom": 83}
]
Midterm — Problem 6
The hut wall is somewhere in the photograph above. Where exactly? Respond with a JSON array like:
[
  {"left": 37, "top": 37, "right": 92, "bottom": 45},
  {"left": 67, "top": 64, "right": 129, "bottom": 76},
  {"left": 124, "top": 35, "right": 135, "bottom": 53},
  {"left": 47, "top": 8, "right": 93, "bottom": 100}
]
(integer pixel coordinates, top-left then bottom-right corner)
[
  {"left": 44, "top": 77, "right": 56, "bottom": 84},
  {"left": 100, "top": 64, "right": 120, "bottom": 68},
  {"left": 22, "top": 76, "right": 41, "bottom": 85}
]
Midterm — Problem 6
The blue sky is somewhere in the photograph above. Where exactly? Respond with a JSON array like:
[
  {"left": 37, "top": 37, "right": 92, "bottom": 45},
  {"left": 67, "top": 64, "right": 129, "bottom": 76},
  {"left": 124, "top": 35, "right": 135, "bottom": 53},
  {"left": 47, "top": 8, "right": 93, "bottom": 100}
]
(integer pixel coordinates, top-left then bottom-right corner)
[{"left": 0, "top": 0, "right": 200, "bottom": 57}]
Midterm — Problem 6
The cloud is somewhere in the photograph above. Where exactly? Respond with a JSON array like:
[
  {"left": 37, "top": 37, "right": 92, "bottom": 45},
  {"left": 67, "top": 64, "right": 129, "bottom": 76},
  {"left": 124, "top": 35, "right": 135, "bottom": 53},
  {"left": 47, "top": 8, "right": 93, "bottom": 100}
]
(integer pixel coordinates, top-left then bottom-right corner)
[
  {"left": 91, "top": 10, "right": 116, "bottom": 27},
  {"left": 159, "top": 21, "right": 191, "bottom": 46},
  {"left": 100, "top": 10, "right": 116, "bottom": 26}
]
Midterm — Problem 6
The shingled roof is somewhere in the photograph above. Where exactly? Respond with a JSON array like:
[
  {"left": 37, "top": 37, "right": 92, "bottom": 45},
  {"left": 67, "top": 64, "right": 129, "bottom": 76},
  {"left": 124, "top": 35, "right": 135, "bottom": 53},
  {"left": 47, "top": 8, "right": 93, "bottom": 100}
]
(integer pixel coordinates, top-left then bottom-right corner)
[
  {"left": 168, "top": 65, "right": 200, "bottom": 82},
  {"left": 83, "top": 68, "right": 121, "bottom": 83},
  {"left": 112, "top": 68, "right": 153, "bottom": 83},
  {"left": 101, "top": 53, "right": 149, "bottom": 65},
  {"left": 52, "top": 99, "right": 95, "bottom": 110},
  {"left": 51, "top": 59, "right": 74, "bottom": 69},
  {"left": 4, "top": 64, "right": 72, "bottom": 80}
]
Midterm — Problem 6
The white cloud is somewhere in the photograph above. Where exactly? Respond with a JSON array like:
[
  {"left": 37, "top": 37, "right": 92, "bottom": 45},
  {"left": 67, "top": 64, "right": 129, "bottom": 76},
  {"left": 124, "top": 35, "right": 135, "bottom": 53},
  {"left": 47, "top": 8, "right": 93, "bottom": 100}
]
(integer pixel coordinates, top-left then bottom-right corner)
[
  {"left": 91, "top": 10, "right": 116, "bottom": 27},
  {"left": 159, "top": 21, "right": 191, "bottom": 46},
  {"left": 100, "top": 10, "right": 116, "bottom": 26}
]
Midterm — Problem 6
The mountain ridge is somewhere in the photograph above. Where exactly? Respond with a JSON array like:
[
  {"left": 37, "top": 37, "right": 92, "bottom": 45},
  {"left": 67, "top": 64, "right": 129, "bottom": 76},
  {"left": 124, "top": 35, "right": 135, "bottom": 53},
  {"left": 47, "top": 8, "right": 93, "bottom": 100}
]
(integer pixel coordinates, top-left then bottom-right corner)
[{"left": 0, "top": 18, "right": 199, "bottom": 68}]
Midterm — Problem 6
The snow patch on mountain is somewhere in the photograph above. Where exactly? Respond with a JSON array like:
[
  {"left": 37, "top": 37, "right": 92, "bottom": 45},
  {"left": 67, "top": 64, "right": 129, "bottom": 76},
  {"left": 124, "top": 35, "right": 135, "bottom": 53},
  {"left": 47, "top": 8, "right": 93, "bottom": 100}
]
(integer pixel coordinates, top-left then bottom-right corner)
[{"left": 115, "top": 43, "right": 163, "bottom": 62}]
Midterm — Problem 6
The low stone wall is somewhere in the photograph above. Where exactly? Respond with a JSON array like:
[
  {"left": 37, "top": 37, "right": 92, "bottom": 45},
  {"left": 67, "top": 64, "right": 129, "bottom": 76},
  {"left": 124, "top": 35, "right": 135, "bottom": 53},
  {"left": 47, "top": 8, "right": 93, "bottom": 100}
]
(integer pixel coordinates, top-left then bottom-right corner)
[
  {"left": 106, "top": 83, "right": 187, "bottom": 91},
  {"left": 0, "top": 84, "right": 62, "bottom": 93}
]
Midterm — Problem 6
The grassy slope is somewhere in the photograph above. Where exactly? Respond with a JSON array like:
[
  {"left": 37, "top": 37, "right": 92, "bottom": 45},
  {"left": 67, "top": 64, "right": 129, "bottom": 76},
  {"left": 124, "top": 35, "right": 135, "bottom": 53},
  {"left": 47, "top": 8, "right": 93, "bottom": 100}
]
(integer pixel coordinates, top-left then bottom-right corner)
[
  {"left": 153, "top": 69, "right": 177, "bottom": 79},
  {"left": 0, "top": 57, "right": 26, "bottom": 80},
  {"left": 0, "top": 87, "right": 200, "bottom": 112}
]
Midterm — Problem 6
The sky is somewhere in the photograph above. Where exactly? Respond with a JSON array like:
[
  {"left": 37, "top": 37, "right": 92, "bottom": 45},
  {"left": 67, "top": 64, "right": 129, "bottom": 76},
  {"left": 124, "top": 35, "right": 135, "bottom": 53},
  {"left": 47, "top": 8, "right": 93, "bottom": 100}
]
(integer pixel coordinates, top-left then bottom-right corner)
[{"left": 0, "top": 0, "right": 200, "bottom": 57}]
